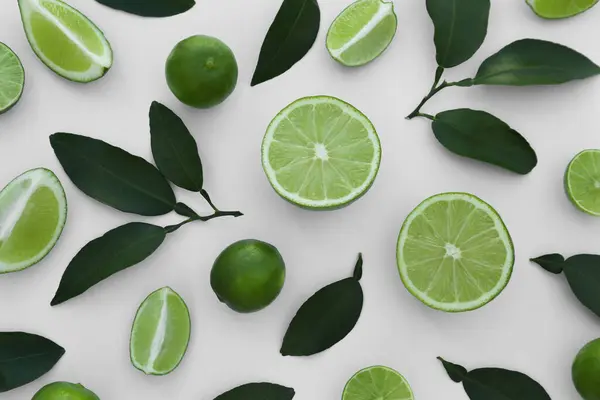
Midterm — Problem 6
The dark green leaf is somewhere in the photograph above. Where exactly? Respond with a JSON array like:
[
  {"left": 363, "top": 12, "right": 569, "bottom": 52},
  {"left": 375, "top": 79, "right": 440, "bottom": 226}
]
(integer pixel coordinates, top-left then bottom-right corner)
[
  {"left": 563, "top": 254, "right": 600, "bottom": 318},
  {"left": 251, "top": 0, "right": 320, "bottom": 86},
  {"left": 94, "top": 0, "right": 194, "bottom": 17},
  {"left": 281, "top": 255, "right": 363, "bottom": 356},
  {"left": 426, "top": 0, "right": 490, "bottom": 68},
  {"left": 438, "top": 357, "right": 468, "bottom": 383},
  {"left": 50, "top": 133, "right": 176, "bottom": 216},
  {"left": 472, "top": 39, "right": 600, "bottom": 86},
  {"left": 149, "top": 102, "right": 203, "bottom": 192},
  {"left": 214, "top": 382, "right": 295, "bottom": 400},
  {"left": 52, "top": 223, "right": 166, "bottom": 306},
  {"left": 530, "top": 254, "right": 565, "bottom": 274},
  {"left": 464, "top": 368, "right": 551, "bottom": 400},
  {"left": 432, "top": 109, "right": 537, "bottom": 174},
  {"left": 0, "top": 332, "right": 65, "bottom": 392}
]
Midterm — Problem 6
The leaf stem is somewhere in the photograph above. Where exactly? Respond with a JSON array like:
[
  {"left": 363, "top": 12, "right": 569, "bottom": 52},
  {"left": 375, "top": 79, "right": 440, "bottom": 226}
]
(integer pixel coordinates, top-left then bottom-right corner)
[
  {"left": 200, "top": 189, "right": 219, "bottom": 212},
  {"left": 164, "top": 209, "right": 243, "bottom": 234}
]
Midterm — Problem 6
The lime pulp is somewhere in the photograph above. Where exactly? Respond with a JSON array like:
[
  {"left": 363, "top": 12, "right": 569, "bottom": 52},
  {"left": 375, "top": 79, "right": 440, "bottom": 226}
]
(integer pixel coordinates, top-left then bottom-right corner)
[
  {"left": 342, "top": 365, "right": 414, "bottom": 400},
  {"left": 0, "top": 43, "right": 25, "bottom": 114},
  {"left": 526, "top": 0, "right": 599, "bottom": 19},
  {"left": 565, "top": 149, "right": 600, "bottom": 216}
]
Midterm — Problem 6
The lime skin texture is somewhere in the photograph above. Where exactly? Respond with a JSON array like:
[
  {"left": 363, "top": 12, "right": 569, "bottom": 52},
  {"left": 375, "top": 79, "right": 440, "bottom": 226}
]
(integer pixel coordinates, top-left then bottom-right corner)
[
  {"left": 573, "top": 338, "right": 600, "bottom": 400},
  {"left": 32, "top": 382, "right": 99, "bottom": 400}
]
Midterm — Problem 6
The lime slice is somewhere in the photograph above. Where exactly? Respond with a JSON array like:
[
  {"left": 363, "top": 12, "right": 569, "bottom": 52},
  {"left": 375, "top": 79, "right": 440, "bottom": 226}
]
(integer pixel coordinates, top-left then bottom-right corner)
[
  {"left": 397, "top": 193, "right": 514, "bottom": 312},
  {"left": 18, "top": 0, "right": 112, "bottom": 82},
  {"left": 0, "top": 168, "right": 67, "bottom": 274},
  {"left": 565, "top": 149, "right": 600, "bottom": 216},
  {"left": 326, "top": 0, "right": 397, "bottom": 67},
  {"left": 130, "top": 287, "right": 191, "bottom": 376},
  {"left": 262, "top": 96, "right": 381, "bottom": 209},
  {"left": 342, "top": 366, "right": 414, "bottom": 400},
  {"left": 526, "top": 0, "right": 599, "bottom": 19},
  {"left": 0, "top": 43, "right": 25, "bottom": 114}
]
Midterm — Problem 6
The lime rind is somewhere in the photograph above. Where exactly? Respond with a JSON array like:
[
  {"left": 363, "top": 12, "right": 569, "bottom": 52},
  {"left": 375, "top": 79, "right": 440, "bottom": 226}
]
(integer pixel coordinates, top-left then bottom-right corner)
[
  {"left": 526, "top": 0, "right": 599, "bottom": 19},
  {"left": 18, "top": 0, "right": 112, "bottom": 82},
  {"left": 396, "top": 192, "right": 514, "bottom": 312},
  {"left": 565, "top": 149, "right": 600, "bottom": 216},
  {"left": 0, "top": 43, "right": 25, "bottom": 114},
  {"left": 342, "top": 365, "right": 414, "bottom": 400},
  {"left": 0, "top": 168, "right": 67, "bottom": 274},
  {"left": 262, "top": 95, "right": 381, "bottom": 210}
]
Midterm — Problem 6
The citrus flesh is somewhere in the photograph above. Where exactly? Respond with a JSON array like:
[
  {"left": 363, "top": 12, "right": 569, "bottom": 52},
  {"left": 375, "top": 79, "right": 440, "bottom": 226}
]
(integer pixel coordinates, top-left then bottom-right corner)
[
  {"left": 262, "top": 96, "right": 381, "bottom": 209},
  {"left": 327, "top": 0, "right": 397, "bottom": 66},
  {"left": 0, "top": 168, "right": 67, "bottom": 273},
  {"left": 572, "top": 338, "right": 600, "bottom": 400},
  {"left": 565, "top": 149, "right": 600, "bottom": 216},
  {"left": 130, "top": 287, "right": 191, "bottom": 376},
  {"left": 211, "top": 239, "right": 285, "bottom": 313},
  {"left": 18, "top": 0, "right": 112, "bottom": 82},
  {"left": 166, "top": 35, "right": 238, "bottom": 109},
  {"left": 33, "top": 382, "right": 99, "bottom": 400},
  {"left": 343, "top": 366, "right": 414, "bottom": 400},
  {"left": 526, "top": 0, "right": 599, "bottom": 19},
  {"left": 0, "top": 43, "right": 25, "bottom": 114},
  {"left": 397, "top": 193, "right": 514, "bottom": 312}
]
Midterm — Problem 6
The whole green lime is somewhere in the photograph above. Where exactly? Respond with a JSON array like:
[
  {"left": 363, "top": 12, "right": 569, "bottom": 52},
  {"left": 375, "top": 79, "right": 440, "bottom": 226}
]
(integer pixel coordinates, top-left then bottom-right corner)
[
  {"left": 32, "top": 382, "right": 99, "bottom": 400},
  {"left": 165, "top": 35, "right": 238, "bottom": 109},
  {"left": 573, "top": 338, "right": 600, "bottom": 400},
  {"left": 211, "top": 239, "right": 285, "bottom": 313}
]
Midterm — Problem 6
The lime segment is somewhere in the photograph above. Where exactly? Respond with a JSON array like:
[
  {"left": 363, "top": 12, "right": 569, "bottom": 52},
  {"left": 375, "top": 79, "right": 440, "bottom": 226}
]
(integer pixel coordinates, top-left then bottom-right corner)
[
  {"left": 526, "top": 0, "right": 599, "bottom": 19},
  {"left": 397, "top": 193, "right": 514, "bottom": 312},
  {"left": 326, "top": 0, "right": 397, "bottom": 67},
  {"left": 130, "top": 287, "right": 191, "bottom": 376},
  {"left": 262, "top": 96, "right": 381, "bottom": 209},
  {"left": 18, "top": 0, "right": 112, "bottom": 82},
  {"left": 343, "top": 366, "right": 414, "bottom": 400},
  {"left": 0, "top": 168, "right": 67, "bottom": 273},
  {"left": 565, "top": 149, "right": 600, "bottom": 216},
  {"left": 0, "top": 43, "right": 25, "bottom": 114}
]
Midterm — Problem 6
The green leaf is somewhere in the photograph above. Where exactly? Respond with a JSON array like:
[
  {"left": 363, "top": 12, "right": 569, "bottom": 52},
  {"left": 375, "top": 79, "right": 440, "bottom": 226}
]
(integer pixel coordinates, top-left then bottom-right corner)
[
  {"left": 471, "top": 39, "right": 600, "bottom": 86},
  {"left": 563, "top": 254, "right": 600, "bottom": 318},
  {"left": 50, "top": 133, "right": 176, "bottom": 216},
  {"left": 214, "top": 383, "right": 295, "bottom": 400},
  {"left": 94, "top": 0, "right": 194, "bottom": 17},
  {"left": 440, "top": 358, "right": 551, "bottom": 400},
  {"left": 432, "top": 109, "right": 537, "bottom": 174},
  {"left": 149, "top": 102, "right": 203, "bottom": 192},
  {"left": 426, "top": 0, "right": 490, "bottom": 68},
  {"left": 281, "top": 254, "right": 363, "bottom": 356},
  {"left": 251, "top": 0, "right": 320, "bottom": 86},
  {"left": 52, "top": 223, "right": 166, "bottom": 306},
  {"left": 0, "top": 332, "right": 65, "bottom": 392},
  {"left": 530, "top": 254, "right": 565, "bottom": 274}
]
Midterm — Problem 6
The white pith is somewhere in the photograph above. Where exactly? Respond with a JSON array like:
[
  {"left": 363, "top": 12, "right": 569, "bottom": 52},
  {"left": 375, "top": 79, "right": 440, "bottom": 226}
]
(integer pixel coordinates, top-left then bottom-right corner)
[
  {"left": 397, "top": 193, "right": 514, "bottom": 312},
  {"left": 567, "top": 149, "right": 600, "bottom": 216}
]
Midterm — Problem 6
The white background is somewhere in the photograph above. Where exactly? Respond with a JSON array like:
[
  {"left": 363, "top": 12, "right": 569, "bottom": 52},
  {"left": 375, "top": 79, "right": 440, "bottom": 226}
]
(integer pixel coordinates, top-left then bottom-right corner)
[{"left": 1, "top": 0, "right": 599, "bottom": 398}]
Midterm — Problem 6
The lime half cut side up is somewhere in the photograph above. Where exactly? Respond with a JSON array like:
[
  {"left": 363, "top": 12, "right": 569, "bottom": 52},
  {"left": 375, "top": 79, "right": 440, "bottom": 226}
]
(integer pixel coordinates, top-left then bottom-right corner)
[
  {"left": 18, "top": 0, "right": 112, "bottom": 82},
  {"left": 565, "top": 149, "right": 600, "bottom": 216},
  {"left": 0, "top": 168, "right": 67, "bottom": 273},
  {"left": 397, "top": 193, "right": 514, "bottom": 312},
  {"left": 130, "top": 287, "right": 191, "bottom": 376},
  {"left": 262, "top": 96, "right": 381, "bottom": 210},
  {"left": 526, "top": 0, "right": 599, "bottom": 19},
  {"left": 342, "top": 365, "right": 414, "bottom": 400},
  {"left": 0, "top": 43, "right": 25, "bottom": 114},
  {"left": 326, "top": 0, "right": 397, "bottom": 67}
]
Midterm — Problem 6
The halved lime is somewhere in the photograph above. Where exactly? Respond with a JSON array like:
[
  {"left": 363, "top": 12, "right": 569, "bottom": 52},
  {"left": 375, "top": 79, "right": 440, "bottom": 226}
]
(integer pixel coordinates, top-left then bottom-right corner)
[
  {"left": 526, "top": 0, "right": 599, "bottom": 19},
  {"left": 262, "top": 96, "right": 381, "bottom": 209},
  {"left": 342, "top": 366, "right": 414, "bottom": 400},
  {"left": 130, "top": 287, "right": 191, "bottom": 376},
  {"left": 18, "top": 0, "right": 112, "bottom": 82},
  {"left": 565, "top": 150, "right": 600, "bottom": 216},
  {"left": 0, "top": 43, "right": 25, "bottom": 114},
  {"left": 326, "top": 0, "right": 397, "bottom": 67},
  {"left": 0, "top": 168, "right": 67, "bottom": 274},
  {"left": 397, "top": 193, "right": 514, "bottom": 312}
]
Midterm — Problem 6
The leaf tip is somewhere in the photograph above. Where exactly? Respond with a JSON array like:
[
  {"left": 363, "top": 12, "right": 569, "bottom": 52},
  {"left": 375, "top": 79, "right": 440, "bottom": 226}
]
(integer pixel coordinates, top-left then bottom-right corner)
[
  {"left": 438, "top": 357, "right": 467, "bottom": 383},
  {"left": 353, "top": 253, "right": 363, "bottom": 281},
  {"left": 530, "top": 254, "right": 565, "bottom": 274}
]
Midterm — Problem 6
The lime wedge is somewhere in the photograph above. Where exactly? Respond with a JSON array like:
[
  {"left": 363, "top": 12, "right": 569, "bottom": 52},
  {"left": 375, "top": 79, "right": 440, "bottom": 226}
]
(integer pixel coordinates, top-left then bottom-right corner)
[
  {"left": 262, "top": 95, "right": 381, "bottom": 209},
  {"left": 0, "top": 43, "right": 25, "bottom": 114},
  {"left": 326, "top": 0, "right": 397, "bottom": 67},
  {"left": 342, "top": 366, "right": 414, "bottom": 400},
  {"left": 565, "top": 149, "right": 600, "bottom": 216},
  {"left": 0, "top": 168, "right": 67, "bottom": 273},
  {"left": 18, "top": 0, "right": 112, "bottom": 82},
  {"left": 130, "top": 287, "right": 191, "bottom": 376},
  {"left": 526, "top": 0, "right": 598, "bottom": 19},
  {"left": 397, "top": 193, "right": 514, "bottom": 312}
]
